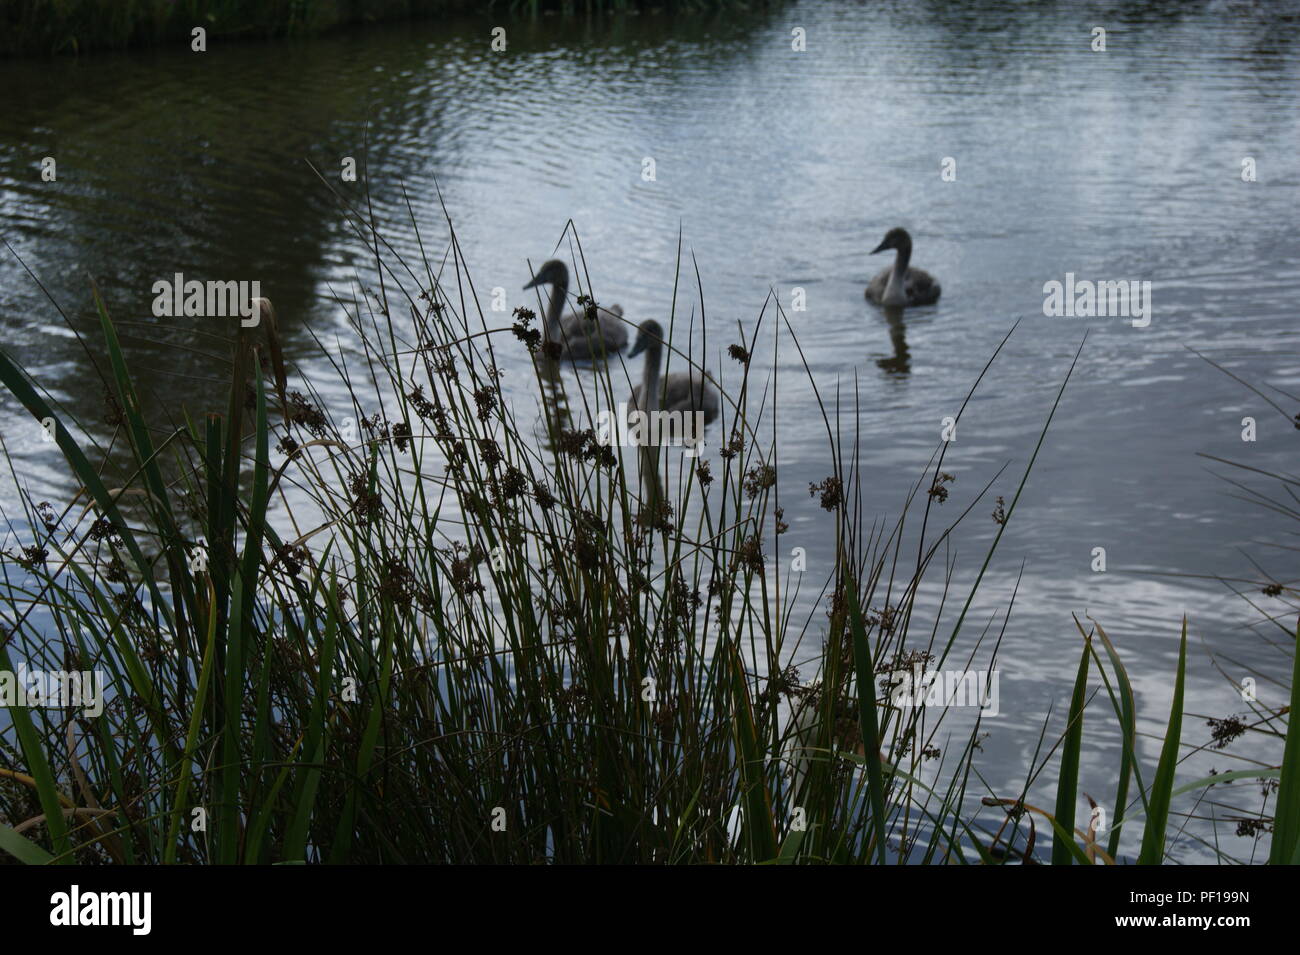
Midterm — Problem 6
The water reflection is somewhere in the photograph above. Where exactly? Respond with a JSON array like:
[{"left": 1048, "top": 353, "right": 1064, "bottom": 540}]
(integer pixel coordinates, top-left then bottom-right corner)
[
  {"left": 534, "top": 350, "right": 573, "bottom": 452},
  {"left": 2, "top": 0, "right": 1299, "bottom": 860},
  {"left": 876, "top": 305, "right": 911, "bottom": 376}
]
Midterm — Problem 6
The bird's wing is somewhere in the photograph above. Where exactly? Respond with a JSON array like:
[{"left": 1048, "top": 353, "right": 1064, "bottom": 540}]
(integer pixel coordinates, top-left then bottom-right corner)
[
  {"left": 906, "top": 268, "right": 941, "bottom": 302},
  {"left": 865, "top": 267, "right": 890, "bottom": 302}
]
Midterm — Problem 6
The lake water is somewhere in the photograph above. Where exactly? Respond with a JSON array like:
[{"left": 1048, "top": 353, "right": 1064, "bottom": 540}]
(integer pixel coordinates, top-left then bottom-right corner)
[{"left": 2, "top": 0, "right": 1299, "bottom": 861}]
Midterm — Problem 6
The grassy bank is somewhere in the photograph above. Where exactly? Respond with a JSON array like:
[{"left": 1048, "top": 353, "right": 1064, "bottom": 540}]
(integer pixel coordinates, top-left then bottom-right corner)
[
  {"left": 0, "top": 193, "right": 1295, "bottom": 863},
  {"left": 0, "top": 0, "right": 764, "bottom": 57}
]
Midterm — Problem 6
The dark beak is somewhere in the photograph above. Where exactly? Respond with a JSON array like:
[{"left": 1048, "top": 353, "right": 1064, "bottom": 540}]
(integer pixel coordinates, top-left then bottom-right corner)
[
  {"left": 523, "top": 275, "right": 542, "bottom": 290},
  {"left": 870, "top": 239, "right": 889, "bottom": 254},
  {"left": 628, "top": 337, "right": 646, "bottom": 358}
]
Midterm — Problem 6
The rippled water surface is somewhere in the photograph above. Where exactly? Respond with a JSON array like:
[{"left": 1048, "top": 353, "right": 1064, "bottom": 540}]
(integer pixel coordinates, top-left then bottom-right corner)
[{"left": 3, "top": 0, "right": 1299, "bottom": 860}]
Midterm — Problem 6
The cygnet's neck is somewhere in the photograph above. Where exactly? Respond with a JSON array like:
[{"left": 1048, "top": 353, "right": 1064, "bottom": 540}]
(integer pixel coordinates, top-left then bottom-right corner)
[
  {"left": 545, "top": 274, "right": 568, "bottom": 338},
  {"left": 640, "top": 342, "right": 663, "bottom": 413},
  {"left": 891, "top": 242, "right": 912, "bottom": 280}
]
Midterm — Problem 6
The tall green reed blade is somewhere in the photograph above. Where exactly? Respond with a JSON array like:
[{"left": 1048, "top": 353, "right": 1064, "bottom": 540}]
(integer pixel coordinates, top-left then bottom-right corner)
[
  {"left": 1042, "top": 812, "right": 1099, "bottom": 866},
  {"left": 284, "top": 571, "right": 340, "bottom": 862},
  {"left": 238, "top": 360, "right": 272, "bottom": 640},
  {"left": 165, "top": 580, "right": 220, "bottom": 864},
  {"left": 217, "top": 365, "right": 269, "bottom": 863},
  {"left": 846, "top": 564, "right": 888, "bottom": 864},
  {"left": 1052, "top": 630, "right": 1090, "bottom": 865},
  {"left": 1089, "top": 620, "right": 1140, "bottom": 860},
  {"left": 1268, "top": 617, "right": 1300, "bottom": 864},
  {"left": 244, "top": 734, "right": 302, "bottom": 865},
  {"left": 774, "top": 825, "right": 809, "bottom": 865},
  {"left": 204, "top": 411, "right": 228, "bottom": 701},
  {"left": 329, "top": 638, "right": 392, "bottom": 864},
  {"left": 1137, "top": 617, "right": 1187, "bottom": 865},
  {"left": 243, "top": 624, "right": 278, "bottom": 863},
  {"left": 211, "top": 321, "right": 257, "bottom": 724},
  {"left": 90, "top": 285, "right": 195, "bottom": 643},
  {"left": 725, "top": 636, "right": 777, "bottom": 861},
  {"left": 330, "top": 462, "right": 392, "bottom": 865},
  {"left": 0, "top": 644, "right": 71, "bottom": 861},
  {"left": 0, "top": 821, "right": 55, "bottom": 865},
  {"left": 218, "top": 564, "right": 246, "bottom": 861}
]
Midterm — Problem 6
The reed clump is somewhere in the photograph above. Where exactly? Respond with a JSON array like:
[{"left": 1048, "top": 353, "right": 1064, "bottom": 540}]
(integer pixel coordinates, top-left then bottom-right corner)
[{"left": 0, "top": 207, "right": 1293, "bottom": 864}]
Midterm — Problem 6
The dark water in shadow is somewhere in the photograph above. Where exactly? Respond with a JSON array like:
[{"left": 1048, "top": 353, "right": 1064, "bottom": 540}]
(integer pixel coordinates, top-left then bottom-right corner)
[{"left": 3, "top": 0, "right": 1299, "bottom": 860}]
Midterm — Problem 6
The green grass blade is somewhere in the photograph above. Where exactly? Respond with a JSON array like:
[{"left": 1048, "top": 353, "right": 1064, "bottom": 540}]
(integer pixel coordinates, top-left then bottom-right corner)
[
  {"left": 1268, "top": 618, "right": 1300, "bottom": 864},
  {"left": 0, "top": 822, "right": 56, "bottom": 865},
  {"left": 1090, "top": 620, "right": 1138, "bottom": 860},
  {"left": 847, "top": 567, "right": 889, "bottom": 864},
  {"left": 1137, "top": 617, "right": 1187, "bottom": 865},
  {"left": 726, "top": 637, "right": 777, "bottom": 861},
  {"left": 0, "top": 644, "right": 71, "bottom": 860},
  {"left": 165, "top": 581, "right": 220, "bottom": 864},
  {"left": 284, "top": 568, "right": 340, "bottom": 861},
  {"left": 1052, "top": 631, "right": 1090, "bottom": 865}
]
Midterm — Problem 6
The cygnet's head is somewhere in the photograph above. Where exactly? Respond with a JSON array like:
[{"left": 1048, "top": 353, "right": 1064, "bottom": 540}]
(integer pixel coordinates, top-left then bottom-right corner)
[{"left": 628, "top": 318, "right": 665, "bottom": 358}]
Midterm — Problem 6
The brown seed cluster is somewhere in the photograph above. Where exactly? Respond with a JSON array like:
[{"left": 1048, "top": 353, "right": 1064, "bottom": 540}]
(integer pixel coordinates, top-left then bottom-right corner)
[
  {"left": 809, "top": 475, "right": 842, "bottom": 511},
  {"left": 347, "top": 472, "right": 384, "bottom": 525},
  {"left": 511, "top": 306, "right": 542, "bottom": 354},
  {"left": 555, "top": 427, "right": 616, "bottom": 468},
  {"left": 928, "top": 471, "right": 954, "bottom": 503},
  {"left": 743, "top": 463, "right": 776, "bottom": 498},
  {"left": 1206, "top": 714, "right": 1248, "bottom": 750},
  {"left": 287, "top": 390, "right": 329, "bottom": 438}
]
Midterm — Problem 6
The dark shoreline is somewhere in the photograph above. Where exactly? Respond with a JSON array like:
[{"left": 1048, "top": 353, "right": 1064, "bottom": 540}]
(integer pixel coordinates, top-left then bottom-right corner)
[
  {"left": 1, "top": 1, "right": 480, "bottom": 58},
  {"left": 1, "top": 0, "right": 768, "bottom": 59}
]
